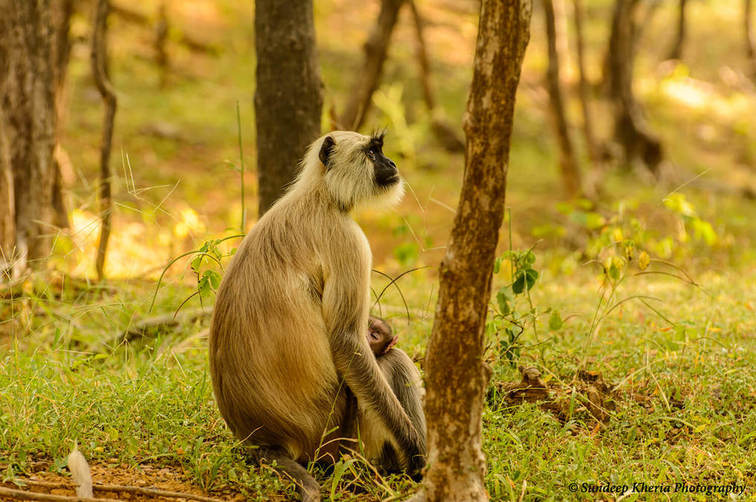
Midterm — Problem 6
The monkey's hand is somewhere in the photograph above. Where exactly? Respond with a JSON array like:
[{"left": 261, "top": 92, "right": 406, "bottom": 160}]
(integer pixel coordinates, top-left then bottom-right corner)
[{"left": 406, "top": 443, "right": 426, "bottom": 478}]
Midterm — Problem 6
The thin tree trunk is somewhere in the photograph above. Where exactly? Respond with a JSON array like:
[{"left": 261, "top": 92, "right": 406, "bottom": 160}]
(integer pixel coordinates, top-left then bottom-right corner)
[
  {"left": 255, "top": 0, "right": 323, "bottom": 215},
  {"left": 52, "top": 0, "right": 74, "bottom": 230},
  {"left": 746, "top": 0, "right": 756, "bottom": 77},
  {"left": 0, "top": 0, "right": 58, "bottom": 273},
  {"left": 155, "top": 1, "right": 169, "bottom": 88},
  {"left": 92, "top": 0, "right": 117, "bottom": 280},
  {"left": 666, "top": 0, "right": 688, "bottom": 60},
  {"left": 572, "top": 0, "right": 599, "bottom": 165},
  {"left": 417, "top": 1, "right": 532, "bottom": 501},
  {"left": 340, "top": 0, "right": 405, "bottom": 131},
  {"left": 544, "top": 0, "right": 581, "bottom": 197},
  {"left": 0, "top": 109, "right": 14, "bottom": 273},
  {"left": 408, "top": 0, "right": 465, "bottom": 153},
  {"left": 0, "top": 16, "right": 14, "bottom": 272},
  {"left": 52, "top": 0, "right": 74, "bottom": 104},
  {"left": 409, "top": 0, "right": 434, "bottom": 113},
  {"left": 606, "top": 0, "right": 662, "bottom": 174}
]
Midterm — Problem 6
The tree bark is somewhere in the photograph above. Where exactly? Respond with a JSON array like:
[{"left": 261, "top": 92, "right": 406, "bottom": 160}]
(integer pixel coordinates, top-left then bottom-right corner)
[
  {"left": 408, "top": 0, "right": 465, "bottom": 153},
  {"left": 51, "top": 0, "right": 74, "bottom": 230},
  {"left": 572, "top": 0, "right": 599, "bottom": 165},
  {"left": 155, "top": 1, "right": 169, "bottom": 88},
  {"left": 418, "top": 1, "right": 532, "bottom": 501},
  {"left": 0, "top": 107, "right": 14, "bottom": 271},
  {"left": 255, "top": 0, "right": 323, "bottom": 215},
  {"left": 92, "top": 0, "right": 117, "bottom": 280},
  {"left": 0, "top": 0, "right": 58, "bottom": 274},
  {"left": 340, "top": 0, "right": 405, "bottom": 131},
  {"left": 409, "top": 0, "right": 435, "bottom": 113},
  {"left": 544, "top": 0, "right": 581, "bottom": 197},
  {"left": 606, "top": 0, "right": 662, "bottom": 174},
  {"left": 666, "top": 0, "right": 688, "bottom": 60},
  {"left": 746, "top": 0, "right": 756, "bottom": 77}
]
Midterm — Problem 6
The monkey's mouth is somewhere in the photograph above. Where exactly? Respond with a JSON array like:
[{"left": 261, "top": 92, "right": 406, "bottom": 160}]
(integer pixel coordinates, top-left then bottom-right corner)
[{"left": 378, "top": 174, "right": 400, "bottom": 187}]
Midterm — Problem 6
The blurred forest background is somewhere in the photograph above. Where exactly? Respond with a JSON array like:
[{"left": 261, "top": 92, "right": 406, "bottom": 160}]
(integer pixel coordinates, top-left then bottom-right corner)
[{"left": 1, "top": 0, "right": 755, "bottom": 500}]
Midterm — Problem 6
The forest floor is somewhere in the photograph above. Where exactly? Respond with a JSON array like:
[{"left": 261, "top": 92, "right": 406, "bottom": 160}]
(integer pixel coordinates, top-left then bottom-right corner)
[{"left": 2, "top": 0, "right": 756, "bottom": 500}]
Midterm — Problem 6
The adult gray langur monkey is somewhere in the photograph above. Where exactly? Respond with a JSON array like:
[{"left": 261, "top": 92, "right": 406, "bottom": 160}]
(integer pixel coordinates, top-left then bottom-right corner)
[{"left": 209, "top": 131, "right": 426, "bottom": 501}]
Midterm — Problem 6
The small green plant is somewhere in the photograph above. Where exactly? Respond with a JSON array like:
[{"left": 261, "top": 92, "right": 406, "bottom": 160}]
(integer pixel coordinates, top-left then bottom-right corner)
[
  {"left": 553, "top": 197, "right": 706, "bottom": 361},
  {"left": 487, "top": 246, "right": 566, "bottom": 369},
  {"left": 558, "top": 194, "right": 719, "bottom": 262},
  {"left": 149, "top": 234, "right": 242, "bottom": 313}
]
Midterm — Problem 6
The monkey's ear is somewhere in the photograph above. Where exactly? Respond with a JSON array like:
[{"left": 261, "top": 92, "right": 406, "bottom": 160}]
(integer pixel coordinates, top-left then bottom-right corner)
[{"left": 319, "top": 136, "right": 335, "bottom": 168}]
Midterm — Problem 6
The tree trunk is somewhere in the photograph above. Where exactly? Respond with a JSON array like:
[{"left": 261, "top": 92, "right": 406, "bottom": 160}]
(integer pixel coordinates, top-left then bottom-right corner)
[
  {"left": 255, "top": 0, "right": 323, "bottom": 215},
  {"left": 92, "top": 0, "right": 117, "bottom": 280},
  {"left": 155, "top": 1, "right": 169, "bottom": 88},
  {"left": 666, "top": 0, "right": 688, "bottom": 60},
  {"left": 408, "top": 0, "right": 465, "bottom": 153},
  {"left": 0, "top": 0, "right": 58, "bottom": 274},
  {"left": 0, "top": 108, "right": 14, "bottom": 272},
  {"left": 52, "top": 0, "right": 74, "bottom": 230},
  {"left": 544, "top": 0, "right": 581, "bottom": 197},
  {"left": 606, "top": 0, "right": 662, "bottom": 174},
  {"left": 418, "top": 1, "right": 532, "bottom": 501},
  {"left": 572, "top": 0, "right": 599, "bottom": 165},
  {"left": 340, "top": 0, "right": 405, "bottom": 131},
  {"left": 746, "top": 0, "right": 756, "bottom": 77}
]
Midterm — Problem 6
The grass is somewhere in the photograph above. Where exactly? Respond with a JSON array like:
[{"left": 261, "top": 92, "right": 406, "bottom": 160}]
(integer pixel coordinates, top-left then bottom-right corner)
[
  {"left": 2, "top": 262, "right": 754, "bottom": 500},
  {"left": 2, "top": 0, "right": 756, "bottom": 499}
]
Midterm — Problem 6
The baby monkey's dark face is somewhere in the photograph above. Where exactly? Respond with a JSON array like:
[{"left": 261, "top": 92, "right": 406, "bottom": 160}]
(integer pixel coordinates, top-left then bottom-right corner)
[{"left": 368, "top": 316, "right": 398, "bottom": 357}]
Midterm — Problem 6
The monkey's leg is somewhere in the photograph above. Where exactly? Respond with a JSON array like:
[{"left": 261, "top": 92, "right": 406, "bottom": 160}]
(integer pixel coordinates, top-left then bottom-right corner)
[{"left": 254, "top": 446, "right": 320, "bottom": 502}]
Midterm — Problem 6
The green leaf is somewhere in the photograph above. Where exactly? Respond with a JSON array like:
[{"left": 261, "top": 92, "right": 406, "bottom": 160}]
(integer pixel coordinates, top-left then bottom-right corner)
[
  {"left": 330, "top": 459, "right": 355, "bottom": 499},
  {"left": 524, "top": 250, "right": 536, "bottom": 266},
  {"left": 207, "top": 270, "right": 221, "bottom": 289},
  {"left": 608, "top": 261, "right": 621, "bottom": 281},
  {"left": 190, "top": 254, "right": 203, "bottom": 274},
  {"left": 584, "top": 212, "right": 606, "bottom": 230},
  {"left": 663, "top": 193, "right": 696, "bottom": 217},
  {"left": 548, "top": 310, "right": 563, "bottom": 331},
  {"left": 496, "top": 289, "right": 511, "bottom": 315},
  {"left": 198, "top": 270, "right": 221, "bottom": 296},
  {"left": 524, "top": 268, "right": 539, "bottom": 290},
  {"left": 512, "top": 273, "right": 526, "bottom": 294},
  {"left": 494, "top": 257, "right": 502, "bottom": 274},
  {"left": 691, "top": 218, "right": 716, "bottom": 245}
]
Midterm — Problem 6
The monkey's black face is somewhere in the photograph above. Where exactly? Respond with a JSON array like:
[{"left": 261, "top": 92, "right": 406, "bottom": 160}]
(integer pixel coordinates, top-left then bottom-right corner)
[{"left": 365, "top": 135, "right": 399, "bottom": 188}]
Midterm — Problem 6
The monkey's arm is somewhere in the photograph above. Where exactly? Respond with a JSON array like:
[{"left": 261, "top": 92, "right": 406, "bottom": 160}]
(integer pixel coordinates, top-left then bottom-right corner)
[{"left": 321, "top": 265, "right": 425, "bottom": 472}]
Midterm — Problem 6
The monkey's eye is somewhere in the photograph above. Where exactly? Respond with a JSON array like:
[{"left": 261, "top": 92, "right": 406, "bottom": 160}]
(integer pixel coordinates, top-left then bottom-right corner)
[{"left": 366, "top": 149, "right": 376, "bottom": 161}]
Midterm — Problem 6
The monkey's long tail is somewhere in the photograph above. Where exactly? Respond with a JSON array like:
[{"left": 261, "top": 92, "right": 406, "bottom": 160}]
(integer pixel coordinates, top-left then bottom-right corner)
[{"left": 254, "top": 446, "right": 320, "bottom": 502}]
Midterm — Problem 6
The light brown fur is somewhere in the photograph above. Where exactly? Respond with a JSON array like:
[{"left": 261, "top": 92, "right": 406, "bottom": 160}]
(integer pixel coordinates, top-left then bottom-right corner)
[{"left": 209, "top": 132, "right": 424, "bottom": 498}]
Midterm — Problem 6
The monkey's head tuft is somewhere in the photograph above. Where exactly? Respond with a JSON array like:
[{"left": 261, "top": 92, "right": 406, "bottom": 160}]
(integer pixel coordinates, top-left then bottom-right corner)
[{"left": 295, "top": 131, "right": 404, "bottom": 211}]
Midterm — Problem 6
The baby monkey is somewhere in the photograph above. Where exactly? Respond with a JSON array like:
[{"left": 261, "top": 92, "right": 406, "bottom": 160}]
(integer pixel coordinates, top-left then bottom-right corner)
[
  {"left": 362, "top": 316, "right": 426, "bottom": 474},
  {"left": 367, "top": 316, "right": 398, "bottom": 356}
]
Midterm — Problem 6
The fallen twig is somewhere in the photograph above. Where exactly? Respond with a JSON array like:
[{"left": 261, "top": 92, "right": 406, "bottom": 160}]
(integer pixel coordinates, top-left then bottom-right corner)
[
  {"left": 0, "top": 485, "right": 119, "bottom": 502},
  {"left": 11, "top": 479, "right": 225, "bottom": 502},
  {"left": 118, "top": 307, "right": 210, "bottom": 342}
]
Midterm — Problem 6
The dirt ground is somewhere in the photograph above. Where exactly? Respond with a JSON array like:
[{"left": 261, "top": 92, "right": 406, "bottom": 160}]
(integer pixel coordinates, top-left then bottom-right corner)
[{"left": 1, "top": 462, "right": 249, "bottom": 501}]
